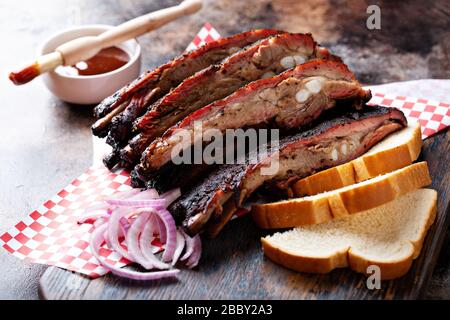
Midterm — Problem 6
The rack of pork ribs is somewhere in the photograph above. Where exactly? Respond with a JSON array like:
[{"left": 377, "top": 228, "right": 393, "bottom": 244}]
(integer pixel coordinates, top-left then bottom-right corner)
[{"left": 92, "top": 30, "right": 407, "bottom": 238}]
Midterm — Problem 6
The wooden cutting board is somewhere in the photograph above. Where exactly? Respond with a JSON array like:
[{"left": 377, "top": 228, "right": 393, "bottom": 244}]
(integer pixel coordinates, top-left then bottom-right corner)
[{"left": 39, "top": 130, "right": 449, "bottom": 300}]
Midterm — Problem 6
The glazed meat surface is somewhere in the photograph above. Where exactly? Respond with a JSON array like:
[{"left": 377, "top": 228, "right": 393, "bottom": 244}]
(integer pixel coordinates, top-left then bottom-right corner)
[
  {"left": 168, "top": 106, "right": 407, "bottom": 237},
  {"left": 121, "top": 32, "right": 337, "bottom": 168},
  {"left": 136, "top": 60, "right": 370, "bottom": 180}
]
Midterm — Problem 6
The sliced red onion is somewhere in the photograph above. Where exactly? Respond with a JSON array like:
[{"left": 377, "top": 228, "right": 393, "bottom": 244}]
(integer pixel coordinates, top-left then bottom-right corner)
[
  {"left": 78, "top": 202, "right": 111, "bottom": 224},
  {"left": 148, "top": 213, "right": 158, "bottom": 236},
  {"left": 126, "top": 212, "right": 154, "bottom": 269},
  {"left": 136, "top": 208, "right": 176, "bottom": 263},
  {"left": 90, "top": 223, "right": 179, "bottom": 281},
  {"left": 119, "top": 217, "right": 131, "bottom": 235},
  {"left": 160, "top": 188, "right": 181, "bottom": 206},
  {"left": 108, "top": 207, "right": 133, "bottom": 261},
  {"left": 105, "top": 198, "right": 166, "bottom": 208},
  {"left": 171, "top": 230, "right": 185, "bottom": 266},
  {"left": 84, "top": 201, "right": 110, "bottom": 212},
  {"left": 140, "top": 213, "right": 170, "bottom": 270},
  {"left": 156, "top": 209, "right": 177, "bottom": 262},
  {"left": 180, "top": 229, "right": 195, "bottom": 261},
  {"left": 104, "top": 230, "right": 112, "bottom": 249},
  {"left": 78, "top": 211, "right": 109, "bottom": 224},
  {"left": 86, "top": 187, "right": 203, "bottom": 280},
  {"left": 146, "top": 214, "right": 166, "bottom": 250},
  {"left": 127, "top": 189, "right": 159, "bottom": 201},
  {"left": 186, "top": 235, "right": 202, "bottom": 269},
  {"left": 156, "top": 215, "right": 167, "bottom": 244},
  {"left": 111, "top": 189, "right": 142, "bottom": 200},
  {"left": 94, "top": 217, "right": 108, "bottom": 228},
  {"left": 80, "top": 190, "right": 141, "bottom": 224}
]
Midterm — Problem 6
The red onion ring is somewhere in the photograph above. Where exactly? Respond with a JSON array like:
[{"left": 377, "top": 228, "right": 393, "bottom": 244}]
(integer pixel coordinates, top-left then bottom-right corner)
[
  {"left": 78, "top": 189, "right": 143, "bottom": 224},
  {"left": 105, "top": 198, "right": 166, "bottom": 208},
  {"left": 186, "top": 235, "right": 202, "bottom": 269},
  {"left": 140, "top": 213, "right": 170, "bottom": 269},
  {"left": 180, "top": 229, "right": 195, "bottom": 261},
  {"left": 135, "top": 208, "right": 177, "bottom": 262},
  {"left": 90, "top": 223, "right": 179, "bottom": 281},
  {"left": 108, "top": 207, "right": 133, "bottom": 261},
  {"left": 126, "top": 212, "right": 154, "bottom": 269},
  {"left": 104, "top": 230, "right": 112, "bottom": 249},
  {"left": 160, "top": 188, "right": 181, "bottom": 206},
  {"left": 127, "top": 189, "right": 159, "bottom": 200},
  {"left": 85, "top": 188, "right": 201, "bottom": 280},
  {"left": 78, "top": 211, "right": 109, "bottom": 224},
  {"left": 156, "top": 215, "right": 167, "bottom": 244},
  {"left": 171, "top": 230, "right": 185, "bottom": 266},
  {"left": 119, "top": 216, "right": 131, "bottom": 235},
  {"left": 112, "top": 189, "right": 142, "bottom": 199},
  {"left": 94, "top": 217, "right": 108, "bottom": 228}
]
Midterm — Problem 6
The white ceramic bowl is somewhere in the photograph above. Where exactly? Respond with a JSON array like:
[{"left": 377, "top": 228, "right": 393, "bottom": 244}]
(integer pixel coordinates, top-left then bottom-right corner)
[{"left": 39, "top": 25, "right": 141, "bottom": 105}]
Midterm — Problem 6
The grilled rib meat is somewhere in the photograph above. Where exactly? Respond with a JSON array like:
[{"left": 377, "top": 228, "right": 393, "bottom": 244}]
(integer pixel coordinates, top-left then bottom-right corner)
[
  {"left": 93, "top": 29, "right": 280, "bottom": 120},
  {"left": 136, "top": 60, "right": 370, "bottom": 180},
  {"left": 94, "top": 30, "right": 281, "bottom": 168},
  {"left": 98, "top": 30, "right": 281, "bottom": 143},
  {"left": 168, "top": 106, "right": 407, "bottom": 238},
  {"left": 121, "top": 32, "right": 338, "bottom": 167}
]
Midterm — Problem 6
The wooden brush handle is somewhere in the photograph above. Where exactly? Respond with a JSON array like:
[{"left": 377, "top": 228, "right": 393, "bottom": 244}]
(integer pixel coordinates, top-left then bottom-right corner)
[
  {"left": 58, "top": 0, "right": 202, "bottom": 65},
  {"left": 9, "top": 0, "right": 202, "bottom": 85}
]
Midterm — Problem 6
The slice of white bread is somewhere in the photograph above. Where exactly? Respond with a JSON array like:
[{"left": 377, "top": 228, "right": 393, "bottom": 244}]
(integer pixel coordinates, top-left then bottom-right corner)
[
  {"left": 261, "top": 188, "right": 437, "bottom": 280},
  {"left": 293, "top": 123, "right": 422, "bottom": 196},
  {"left": 252, "top": 162, "right": 431, "bottom": 229}
]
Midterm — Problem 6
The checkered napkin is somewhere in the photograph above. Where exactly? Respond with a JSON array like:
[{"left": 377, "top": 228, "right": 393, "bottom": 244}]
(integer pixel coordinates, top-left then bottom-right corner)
[
  {"left": 368, "top": 92, "right": 450, "bottom": 138},
  {"left": 1, "top": 167, "right": 133, "bottom": 278},
  {"left": 185, "top": 22, "right": 221, "bottom": 52},
  {"left": 1, "top": 24, "right": 449, "bottom": 278}
]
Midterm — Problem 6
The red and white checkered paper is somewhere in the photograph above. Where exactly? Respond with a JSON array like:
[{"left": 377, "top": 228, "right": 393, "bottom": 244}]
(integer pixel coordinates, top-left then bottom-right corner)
[
  {"left": 368, "top": 93, "right": 450, "bottom": 137},
  {"left": 1, "top": 166, "right": 132, "bottom": 278},
  {"left": 185, "top": 22, "right": 221, "bottom": 52},
  {"left": 1, "top": 24, "right": 449, "bottom": 278}
]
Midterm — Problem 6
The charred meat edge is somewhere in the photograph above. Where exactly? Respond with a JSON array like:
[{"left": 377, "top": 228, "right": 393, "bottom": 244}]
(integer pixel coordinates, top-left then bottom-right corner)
[
  {"left": 168, "top": 106, "right": 407, "bottom": 237},
  {"left": 137, "top": 60, "right": 370, "bottom": 178},
  {"left": 141, "top": 100, "right": 369, "bottom": 194},
  {"left": 94, "top": 30, "right": 281, "bottom": 168},
  {"left": 121, "top": 32, "right": 338, "bottom": 170},
  {"left": 93, "top": 29, "right": 281, "bottom": 119},
  {"left": 99, "top": 30, "right": 282, "bottom": 148}
]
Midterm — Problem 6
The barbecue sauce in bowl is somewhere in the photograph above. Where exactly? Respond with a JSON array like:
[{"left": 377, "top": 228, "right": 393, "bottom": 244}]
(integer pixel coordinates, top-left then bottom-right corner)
[{"left": 56, "top": 46, "right": 130, "bottom": 76}]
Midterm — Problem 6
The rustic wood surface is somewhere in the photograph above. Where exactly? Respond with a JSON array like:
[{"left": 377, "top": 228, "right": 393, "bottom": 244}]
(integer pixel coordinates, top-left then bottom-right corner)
[{"left": 0, "top": 0, "right": 449, "bottom": 299}]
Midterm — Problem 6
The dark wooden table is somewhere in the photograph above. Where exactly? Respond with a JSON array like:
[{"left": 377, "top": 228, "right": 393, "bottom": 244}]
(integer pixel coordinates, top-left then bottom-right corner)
[{"left": 0, "top": 0, "right": 449, "bottom": 299}]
